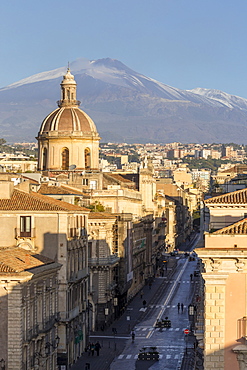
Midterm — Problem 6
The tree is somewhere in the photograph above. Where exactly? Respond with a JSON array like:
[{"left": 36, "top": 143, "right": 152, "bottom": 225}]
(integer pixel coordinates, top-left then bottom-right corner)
[{"left": 88, "top": 201, "right": 105, "bottom": 212}]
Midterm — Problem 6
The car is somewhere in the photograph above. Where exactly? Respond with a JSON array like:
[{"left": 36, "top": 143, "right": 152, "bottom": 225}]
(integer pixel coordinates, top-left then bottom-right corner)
[{"left": 194, "top": 270, "right": 200, "bottom": 277}]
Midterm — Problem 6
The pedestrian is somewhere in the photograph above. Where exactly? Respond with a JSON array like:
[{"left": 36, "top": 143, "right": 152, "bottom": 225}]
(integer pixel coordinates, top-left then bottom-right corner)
[
  {"left": 177, "top": 302, "right": 180, "bottom": 313},
  {"left": 190, "top": 273, "right": 193, "bottom": 281},
  {"left": 181, "top": 303, "right": 184, "bottom": 313},
  {"left": 90, "top": 342, "right": 95, "bottom": 356},
  {"left": 95, "top": 341, "right": 101, "bottom": 356},
  {"left": 87, "top": 342, "right": 91, "bottom": 356},
  {"left": 131, "top": 330, "right": 135, "bottom": 342},
  {"left": 140, "top": 290, "right": 144, "bottom": 299},
  {"left": 143, "top": 299, "right": 147, "bottom": 307}
]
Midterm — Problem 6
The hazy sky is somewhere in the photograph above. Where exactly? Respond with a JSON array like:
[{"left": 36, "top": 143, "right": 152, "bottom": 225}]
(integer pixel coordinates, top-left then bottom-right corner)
[{"left": 1, "top": 0, "right": 247, "bottom": 97}]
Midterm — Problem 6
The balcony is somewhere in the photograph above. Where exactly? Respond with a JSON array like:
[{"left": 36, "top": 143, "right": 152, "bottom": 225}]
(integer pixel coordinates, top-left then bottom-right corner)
[
  {"left": 60, "top": 306, "right": 80, "bottom": 322},
  {"left": 69, "top": 267, "right": 88, "bottom": 282},
  {"left": 15, "top": 227, "right": 36, "bottom": 239},
  {"left": 88, "top": 254, "right": 119, "bottom": 267}
]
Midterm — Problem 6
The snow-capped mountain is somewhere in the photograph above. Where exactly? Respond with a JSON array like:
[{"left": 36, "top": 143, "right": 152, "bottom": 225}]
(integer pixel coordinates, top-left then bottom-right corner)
[
  {"left": 189, "top": 87, "right": 247, "bottom": 111},
  {"left": 1, "top": 57, "right": 247, "bottom": 144}
]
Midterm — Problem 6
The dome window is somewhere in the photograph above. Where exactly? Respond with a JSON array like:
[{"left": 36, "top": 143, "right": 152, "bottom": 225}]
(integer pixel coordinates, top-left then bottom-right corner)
[{"left": 62, "top": 148, "right": 69, "bottom": 170}]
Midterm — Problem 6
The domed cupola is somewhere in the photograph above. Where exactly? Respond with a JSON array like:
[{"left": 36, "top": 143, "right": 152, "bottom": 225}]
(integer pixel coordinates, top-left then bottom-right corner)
[{"left": 37, "top": 67, "right": 100, "bottom": 172}]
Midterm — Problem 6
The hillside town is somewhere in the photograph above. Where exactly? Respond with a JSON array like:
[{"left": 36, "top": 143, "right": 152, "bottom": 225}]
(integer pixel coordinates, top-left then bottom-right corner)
[{"left": 1, "top": 69, "right": 247, "bottom": 370}]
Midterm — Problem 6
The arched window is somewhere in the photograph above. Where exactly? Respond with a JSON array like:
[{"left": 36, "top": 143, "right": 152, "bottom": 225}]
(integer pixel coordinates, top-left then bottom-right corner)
[
  {"left": 85, "top": 148, "right": 91, "bottom": 169},
  {"left": 62, "top": 148, "right": 69, "bottom": 170},
  {"left": 42, "top": 148, "right": 47, "bottom": 170}
]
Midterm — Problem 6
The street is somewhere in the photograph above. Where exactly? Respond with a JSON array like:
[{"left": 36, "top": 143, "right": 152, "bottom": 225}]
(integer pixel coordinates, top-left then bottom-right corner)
[
  {"left": 72, "top": 234, "right": 201, "bottom": 370},
  {"left": 109, "top": 255, "right": 199, "bottom": 370}
]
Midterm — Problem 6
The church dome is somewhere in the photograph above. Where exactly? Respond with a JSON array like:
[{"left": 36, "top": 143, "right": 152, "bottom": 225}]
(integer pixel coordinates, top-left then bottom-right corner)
[
  {"left": 38, "top": 67, "right": 99, "bottom": 138},
  {"left": 37, "top": 67, "right": 100, "bottom": 172},
  {"left": 39, "top": 107, "right": 98, "bottom": 135}
]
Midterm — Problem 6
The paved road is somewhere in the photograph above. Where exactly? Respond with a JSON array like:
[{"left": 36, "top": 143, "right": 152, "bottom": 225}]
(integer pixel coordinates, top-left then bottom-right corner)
[
  {"left": 71, "top": 233, "right": 201, "bottom": 370},
  {"left": 110, "top": 256, "right": 199, "bottom": 370}
]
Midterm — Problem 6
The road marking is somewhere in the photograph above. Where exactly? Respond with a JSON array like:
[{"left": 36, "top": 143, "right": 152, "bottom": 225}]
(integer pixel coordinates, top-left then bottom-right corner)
[
  {"left": 139, "top": 307, "right": 147, "bottom": 312},
  {"left": 134, "top": 355, "right": 138, "bottom": 359},
  {"left": 118, "top": 355, "right": 124, "bottom": 359},
  {"left": 147, "top": 258, "right": 189, "bottom": 339},
  {"left": 90, "top": 335, "right": 130, "bottom": 339},
  {"left": 166, "top": 355, "right": 172, "bottom": 359},
  {"left": 126, "top": 355, "right": 132, "bottom": 359}
]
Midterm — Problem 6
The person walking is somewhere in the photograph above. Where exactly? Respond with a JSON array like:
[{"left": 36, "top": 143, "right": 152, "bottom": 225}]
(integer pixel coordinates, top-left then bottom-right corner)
[
  {"left": 143, "top": 299, "right": 147, "bottom": 307},
  {"left": 131, "top": 330, "right": 135, "bottom": 342},
  {"left": 95, "top": 341, "right": 101, "bottom": 356},
  {"left": 177, "top": 302, "right": 180, "bottom": 313},
  {"left": 140, "top": 290, "right": 144, "bottom": 299},
  {"left": 87, "top": 342, "right": 91, "bottom": 356},
  {"left": 190, "top": 273, "right": 193, "bottom": 281},
  {"left": 181, "top": 302, "right": 184, "bottom": 313},
  {"left": 90, "top": 342, "right": 95, "bottom": 356}
]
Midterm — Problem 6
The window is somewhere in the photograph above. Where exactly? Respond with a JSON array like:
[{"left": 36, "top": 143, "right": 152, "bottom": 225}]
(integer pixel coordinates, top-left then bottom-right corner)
[
  {"left": 42, "top": 148, "right": 47, "bottom": 170},
  {"left": 62, "top": 148, "right": 69, "bottom": 170},
  {"left": 84, "top": 148, "right": 91, "bottom": 169},
  {"left": 20, "top": 216, "right": 31, "bottom": 237}
]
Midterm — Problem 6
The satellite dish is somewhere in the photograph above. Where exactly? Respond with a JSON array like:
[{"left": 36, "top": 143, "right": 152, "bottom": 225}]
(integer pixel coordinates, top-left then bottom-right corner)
[{"left": 69, "top": 164, "right": 77, "bottom": 170}]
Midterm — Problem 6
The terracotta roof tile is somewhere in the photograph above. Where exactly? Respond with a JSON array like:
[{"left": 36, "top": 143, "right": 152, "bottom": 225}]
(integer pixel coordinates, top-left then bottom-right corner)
[
  {"left": 107, "top": 174, "right": 133, "bottom": 183},
  {"left": 213, "top": 218, "right": 247, "bottom": 235},
  {"left": 38, "top": 184, "right": 83, "bottom": 195},
  {"left": 205, "top": 188, "right": 247, "bottom": 204},
  {"left": 0, "top": 247, "right": 53, "bottom": 273},
  {"left": 88, "top": 212, "right": 116, "bottom": 219},
  {"left": 0, "top": 189, "right": 88, "bottom": 212}
]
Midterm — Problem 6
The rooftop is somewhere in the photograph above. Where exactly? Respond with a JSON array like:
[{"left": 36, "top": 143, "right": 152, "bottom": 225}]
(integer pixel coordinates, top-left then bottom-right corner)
[
  {"left": 0, "top": 188, "right": 88, "bottom": 212},
  {"left": 0, "top": 247, "right": 53, "bottom": 273},
  {"left": 205, "top": 188, "right": 247, "bottom": 204}
]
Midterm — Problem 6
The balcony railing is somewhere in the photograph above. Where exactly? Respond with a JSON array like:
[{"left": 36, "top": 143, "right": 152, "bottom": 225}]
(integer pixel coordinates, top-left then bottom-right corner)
[
  {"left": 15, "top": 227, "right": 36, "bottom": 239},
  {"left": 23, "top": 314, "right": 59, "bottom": 341},
  {"left": 88, "top": 255, "right": 119, "bottom": 267}
]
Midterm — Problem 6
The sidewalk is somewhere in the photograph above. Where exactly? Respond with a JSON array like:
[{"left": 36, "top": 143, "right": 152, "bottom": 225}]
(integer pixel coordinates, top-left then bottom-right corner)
[{"left": 71, "top": 258, "right": 178, "bottom": 370}]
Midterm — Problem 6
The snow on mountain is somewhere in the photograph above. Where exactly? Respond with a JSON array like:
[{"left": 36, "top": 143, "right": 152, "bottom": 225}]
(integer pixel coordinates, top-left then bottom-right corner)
[
  {"left": 1, "top": 57, "right": 247, "bottom": 144},
  {"left": 1, "top": 57, "right": 224, "bottom": 108},
  {"left": 188, "top": 87, "right": 247, "bottom": 111}
]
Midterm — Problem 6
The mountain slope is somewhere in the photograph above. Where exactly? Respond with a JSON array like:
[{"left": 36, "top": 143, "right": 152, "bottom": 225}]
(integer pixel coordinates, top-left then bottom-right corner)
[{"left": 1, "top": 57, "right": 247, "bottom": 144}]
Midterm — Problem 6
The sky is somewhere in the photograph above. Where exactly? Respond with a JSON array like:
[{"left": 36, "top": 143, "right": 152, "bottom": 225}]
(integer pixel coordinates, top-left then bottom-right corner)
[{"left": 1, "top": 0, "right": 247, "bottom": 98}]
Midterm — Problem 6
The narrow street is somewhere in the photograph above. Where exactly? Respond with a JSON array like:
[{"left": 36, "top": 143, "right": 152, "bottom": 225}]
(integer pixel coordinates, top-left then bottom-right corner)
[
  {"left": 72, "top": 234, "right": 201, "bottom": 370},
  {"left": 109, "top": 255, "right": 199, "bottom": 369}
]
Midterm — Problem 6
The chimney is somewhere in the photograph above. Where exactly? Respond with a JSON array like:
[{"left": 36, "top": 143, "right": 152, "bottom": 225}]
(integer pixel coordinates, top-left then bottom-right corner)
[{"left": 0, "top": 181, "right": 14, "bottom": 199}]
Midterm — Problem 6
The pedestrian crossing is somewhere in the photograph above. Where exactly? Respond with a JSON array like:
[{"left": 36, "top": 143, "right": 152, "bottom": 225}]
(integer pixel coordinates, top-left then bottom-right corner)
[
  {"left": 117, "top": 353, "right": 182, "bottom": 360},
  {"left": 148, "top": 304, "right": 187, "bottom": 309},
  {"left": 157, "top": 279, "right": 198, "bottom": 284},
  {"left": 135, "top": 326, "right": 189, "bottom": 333}
]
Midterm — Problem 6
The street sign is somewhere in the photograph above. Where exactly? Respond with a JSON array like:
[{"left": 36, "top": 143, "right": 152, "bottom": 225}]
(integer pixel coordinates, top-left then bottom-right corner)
[{"left": 184, "top": 329, "right": 190, "bottom": 334}]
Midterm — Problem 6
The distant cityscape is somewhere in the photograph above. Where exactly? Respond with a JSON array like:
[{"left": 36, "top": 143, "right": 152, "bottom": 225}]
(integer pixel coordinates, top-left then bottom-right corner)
[{"left": 1, "top": 68, "right": 247, "bottom": 370}]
